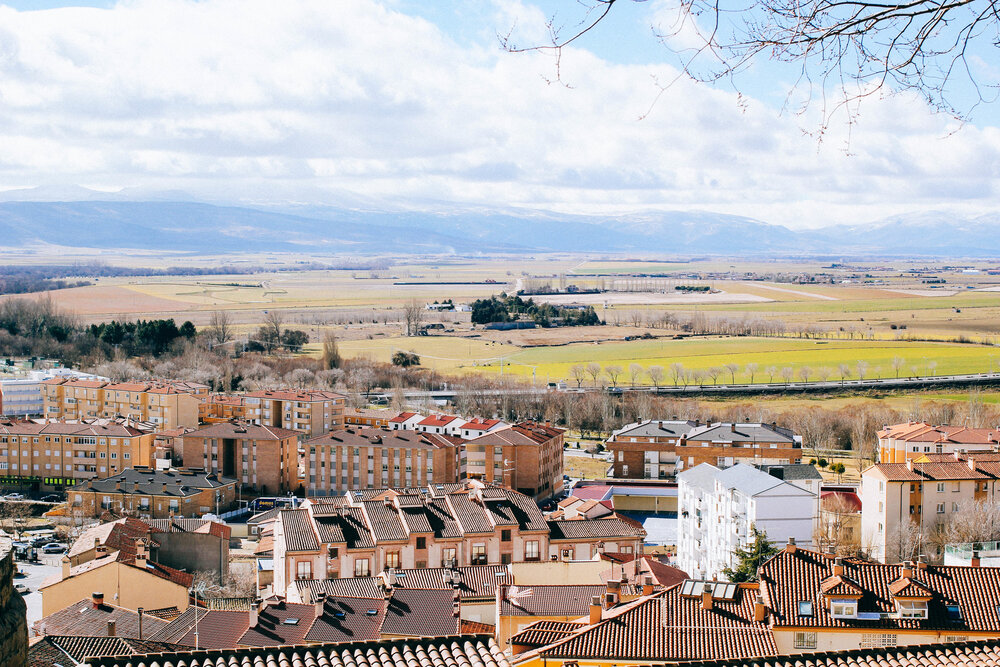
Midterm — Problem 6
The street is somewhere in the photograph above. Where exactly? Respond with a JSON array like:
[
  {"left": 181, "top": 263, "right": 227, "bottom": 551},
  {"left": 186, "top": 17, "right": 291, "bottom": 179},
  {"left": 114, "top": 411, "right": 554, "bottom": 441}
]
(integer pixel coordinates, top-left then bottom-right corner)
[{"left": 14, "top": 557, "right": 61, "bottom": 630}]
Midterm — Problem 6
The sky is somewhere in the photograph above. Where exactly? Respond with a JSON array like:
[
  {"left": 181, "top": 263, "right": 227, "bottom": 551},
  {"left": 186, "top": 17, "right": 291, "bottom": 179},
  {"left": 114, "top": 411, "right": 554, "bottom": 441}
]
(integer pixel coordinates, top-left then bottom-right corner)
[{"left": 0, "top": 0, "right": 998, "bottom": 228}]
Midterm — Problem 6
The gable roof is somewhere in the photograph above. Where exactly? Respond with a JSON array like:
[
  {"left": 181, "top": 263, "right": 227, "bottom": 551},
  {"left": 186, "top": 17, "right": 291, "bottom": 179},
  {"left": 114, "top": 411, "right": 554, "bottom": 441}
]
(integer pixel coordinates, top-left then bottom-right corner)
[
  {"left": 760, "top": 547, "right": 1000, "bottom": 632},
  {"left": 279, "top": 509, "right": 320, "bottom": 552},
  {"left": 500, "top": 584, "right": 608, "bottom": 617},
  {"left": 382, "top": 588, "right": 461, "bottom": 636},
  {"left": 34, "top": 599, "right": 170, "bottom": 639},
  {"left": 187, "top": 421, "right": 301, "bottom": 440},
  {"left": 27, "top": 636, "right": 180, "bottom": 667}
]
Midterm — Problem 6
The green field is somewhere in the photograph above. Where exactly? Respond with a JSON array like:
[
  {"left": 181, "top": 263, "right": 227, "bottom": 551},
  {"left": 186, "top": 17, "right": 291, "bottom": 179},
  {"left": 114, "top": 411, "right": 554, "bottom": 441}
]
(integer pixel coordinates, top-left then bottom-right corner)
[{"left": 324, "top": 334, "right": 997, "bottom": 385}]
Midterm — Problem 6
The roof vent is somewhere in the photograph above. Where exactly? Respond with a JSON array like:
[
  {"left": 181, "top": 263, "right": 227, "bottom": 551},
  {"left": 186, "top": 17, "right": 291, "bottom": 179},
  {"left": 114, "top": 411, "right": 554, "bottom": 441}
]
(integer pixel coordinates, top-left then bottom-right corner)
[{"left": 366, "top": 609, "right": 378, "bottom": 616}]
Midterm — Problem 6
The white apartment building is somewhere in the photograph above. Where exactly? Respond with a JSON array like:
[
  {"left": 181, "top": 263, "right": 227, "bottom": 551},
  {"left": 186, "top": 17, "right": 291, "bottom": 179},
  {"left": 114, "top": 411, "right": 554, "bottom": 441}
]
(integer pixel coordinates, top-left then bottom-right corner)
[
  {"left": 0, "top": 368, "right": 106, "bottom": 417},
  {"left": 677, "top": 463, "right": 817, "bottom": 580}
]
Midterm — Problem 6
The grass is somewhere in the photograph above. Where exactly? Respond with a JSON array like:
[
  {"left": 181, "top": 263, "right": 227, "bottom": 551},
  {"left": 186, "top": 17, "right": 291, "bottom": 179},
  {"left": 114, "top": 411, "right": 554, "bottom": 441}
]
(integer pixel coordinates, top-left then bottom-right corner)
[
  {"left": 563, "top": 452, "right": 612, "bottom": 480},
  {"left": 335, "top": 335, "right": 994, "bottom": 384}
]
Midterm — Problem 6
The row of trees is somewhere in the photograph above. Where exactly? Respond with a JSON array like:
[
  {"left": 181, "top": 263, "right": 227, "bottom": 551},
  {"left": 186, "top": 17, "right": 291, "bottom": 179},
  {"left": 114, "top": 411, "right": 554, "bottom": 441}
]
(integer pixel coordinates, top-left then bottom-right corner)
[
  {"left": 470, "top": 294, "right": 601, "bottom": 327},
  {"left": 566, "top": 357, "right": 931, "bottom": 389}
]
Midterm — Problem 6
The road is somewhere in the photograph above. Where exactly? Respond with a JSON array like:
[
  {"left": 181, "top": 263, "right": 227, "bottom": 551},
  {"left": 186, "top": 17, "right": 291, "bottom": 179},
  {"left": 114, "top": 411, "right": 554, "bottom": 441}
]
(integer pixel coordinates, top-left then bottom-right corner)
[
  {"left": 367, "top": 371, "right": 1000, "bottom": 401},
  {"left": 15, "top": 557, "right": 60, "bottom": 629}
]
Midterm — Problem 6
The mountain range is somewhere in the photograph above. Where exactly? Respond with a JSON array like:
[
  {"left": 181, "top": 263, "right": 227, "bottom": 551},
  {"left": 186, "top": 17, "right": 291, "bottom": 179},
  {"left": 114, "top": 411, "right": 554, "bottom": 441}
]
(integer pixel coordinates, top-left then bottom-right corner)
[{"left": 0, "top": 189, "right": 996, "bottom": 257}]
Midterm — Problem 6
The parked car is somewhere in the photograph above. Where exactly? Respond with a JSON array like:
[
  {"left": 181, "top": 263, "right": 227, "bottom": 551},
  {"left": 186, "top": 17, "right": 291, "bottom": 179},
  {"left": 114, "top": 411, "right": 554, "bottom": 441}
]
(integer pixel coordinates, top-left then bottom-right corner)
[
  {"left": 31, "top": 538, "right": 56, "bottom": 548},
  {"left": 4, "top": 493, "right": 24, "bottom": 500},
  {"left": 40, "top": 494, "right": 62, "bottom": 503},
  {"left": 13, "top": 583, "right": 29, "bottom": 595},
  {"left": 41, "top": 543, "right": 67, "bottom": 554}
]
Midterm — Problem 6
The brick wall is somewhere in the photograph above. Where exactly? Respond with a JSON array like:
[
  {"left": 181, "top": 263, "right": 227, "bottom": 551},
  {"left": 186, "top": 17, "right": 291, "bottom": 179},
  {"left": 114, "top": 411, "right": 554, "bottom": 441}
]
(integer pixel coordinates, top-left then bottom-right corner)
[{"left": 0, "top": 538, "right": 27, "bottom": 666}]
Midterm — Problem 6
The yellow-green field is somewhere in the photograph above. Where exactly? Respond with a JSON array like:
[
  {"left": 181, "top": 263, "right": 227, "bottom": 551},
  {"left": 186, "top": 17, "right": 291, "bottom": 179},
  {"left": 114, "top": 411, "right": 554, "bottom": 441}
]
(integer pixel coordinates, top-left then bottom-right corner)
[{"left": 323, "top": 334, "right": 997, "bottom": 385}]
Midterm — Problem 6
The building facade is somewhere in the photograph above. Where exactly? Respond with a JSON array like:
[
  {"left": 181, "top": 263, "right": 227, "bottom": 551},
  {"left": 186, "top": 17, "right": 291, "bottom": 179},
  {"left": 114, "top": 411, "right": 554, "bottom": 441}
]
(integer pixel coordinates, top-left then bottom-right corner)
[
  {"left": 182, "top": 421, "right": 301, "bottom": 494},
  {"left": 607, "top": 421, "right": 803, "bottom": 479},
  {"left": 464, "top": 423, "right": 565, "bottom": 500},
  {"left": 305, "top": 427, "right": 461, "bottom": 495},
  {"left": 242, "top": 390, "right": 346, "bottom": 438},
  {"left": 42, "top": 379, "right": 205, "bottom": 430},
  {"left": 0, "top": 419, "right": 155, "bottom": 491},
  {"left": 678, "top": 463, "right": 817, "bottom": 580}
]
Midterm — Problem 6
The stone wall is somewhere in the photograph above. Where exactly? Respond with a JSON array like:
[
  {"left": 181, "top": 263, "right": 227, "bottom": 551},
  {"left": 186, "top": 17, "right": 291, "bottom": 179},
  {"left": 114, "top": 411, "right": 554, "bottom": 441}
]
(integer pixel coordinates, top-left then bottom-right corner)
[{"left": 0, "top": 537, "right": 27, "bottom": 667}]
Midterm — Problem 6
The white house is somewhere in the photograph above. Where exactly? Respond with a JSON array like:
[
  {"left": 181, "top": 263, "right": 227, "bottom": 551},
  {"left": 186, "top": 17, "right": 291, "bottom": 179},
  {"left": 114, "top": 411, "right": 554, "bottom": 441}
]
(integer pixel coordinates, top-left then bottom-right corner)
[{"left": 677, "top": 463, "right": 818, "bottom": 580}]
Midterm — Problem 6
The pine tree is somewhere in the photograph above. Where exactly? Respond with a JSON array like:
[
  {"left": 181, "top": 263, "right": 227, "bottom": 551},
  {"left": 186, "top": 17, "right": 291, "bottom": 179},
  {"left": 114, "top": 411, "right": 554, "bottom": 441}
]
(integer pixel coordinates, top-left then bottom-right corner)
[{"left": 722, "top": 525, "right": 779, "bottom": 582}]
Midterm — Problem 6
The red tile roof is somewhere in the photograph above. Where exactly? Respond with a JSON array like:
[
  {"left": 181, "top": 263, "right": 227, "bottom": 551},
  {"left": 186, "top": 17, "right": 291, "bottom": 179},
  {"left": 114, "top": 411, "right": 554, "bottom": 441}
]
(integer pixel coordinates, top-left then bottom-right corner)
[{"left": 33, "top": 599, "right": 170, "bottom": 639}]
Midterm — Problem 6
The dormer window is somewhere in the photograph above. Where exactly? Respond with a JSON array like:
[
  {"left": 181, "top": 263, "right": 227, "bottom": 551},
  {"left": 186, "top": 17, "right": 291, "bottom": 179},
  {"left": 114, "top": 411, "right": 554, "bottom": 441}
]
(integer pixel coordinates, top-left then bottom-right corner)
[
  {"left": 946, "top": 604, "right": 962, "bottom": 622},
  {"left": 830, "top": 599, "right": 858, "bottom": 619},
  {"left": 897, "top": 600, "right": 928, "bottom": 619}
]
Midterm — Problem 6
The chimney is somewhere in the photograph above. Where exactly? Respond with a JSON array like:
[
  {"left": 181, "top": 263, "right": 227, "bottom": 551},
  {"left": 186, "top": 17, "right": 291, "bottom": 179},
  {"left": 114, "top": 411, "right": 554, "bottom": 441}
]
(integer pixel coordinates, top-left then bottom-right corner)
[
  {"left": 249, "top": 598, "right": 261, "bottom": 628},
  {"left": 905, "top": 459, "right": 914, "bottom": 471},
  {"left": 135, "top": 541, "right": 147, "bottom": 569},
  {"left": 833, "top": 557, "right": 844, "bottom": 576},
  {"left": 642, "top": 575, "right": 655, "bottom": 596},
  {"left": 730, "top": 424, "right": 736, "bottom": 432},
  {"left": 107, "top": 621, "right": 116, "bottom": 637},
  {"left": 968, "top": 457, "right": 977, "bottom": 471},
  {"left": 753, "top": 595, "right": 767, "bottom": 622},
  {"left": 785, "top": 537, "right": 797, "bottom": 554},
  {"left": 901, "top": 561, "right": 914, "bottom": 579},
  {"left": 701, "top": 584, "right": 714, "bottom": 611},
  {"left": 589, "top": 596, "right": 603, "bottom": 624},
  {"left": 314, "top": 592, "right": 327, "bottom": 616},
  {"left": 917, "top": 554, "right": 928, "bottom": 570},
  {"left": 971, "top": 550, "right": 981, "bottom": 568},
  {"left": 62, "top": 557, "right": 71, "bottom": 580},
  {"left": 92, "top": 592, "right": 104, "bottom": 609},
  {"left": 138, "top": 608, "right": 144, "bottom": 640}
]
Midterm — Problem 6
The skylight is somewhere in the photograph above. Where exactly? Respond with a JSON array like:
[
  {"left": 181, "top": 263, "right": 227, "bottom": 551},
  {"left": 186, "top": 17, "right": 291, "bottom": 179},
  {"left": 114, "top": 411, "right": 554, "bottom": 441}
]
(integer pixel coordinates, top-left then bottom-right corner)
[
  {"left": 283, "top": 618, "right": 300, "bottom": 625},
  {"left": 798, "top": 601, "right": 813, "bottom": 617}
]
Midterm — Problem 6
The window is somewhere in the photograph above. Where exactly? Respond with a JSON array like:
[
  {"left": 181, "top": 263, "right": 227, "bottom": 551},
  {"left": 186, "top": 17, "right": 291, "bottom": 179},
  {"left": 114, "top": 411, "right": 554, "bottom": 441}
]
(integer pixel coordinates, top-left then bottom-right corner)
[
  {"left": 296, "top": 561, "right": 312, "bottom": 580},
  {"left": 472, "top": 544, "right": 487, "bottom": 565},
  {"left": 937, "top": 503, "right": 945, "bottom": 514},
  {"left": 416, "top": 536, "right": 426, "bottom": 550},
  {"left": 355, "top": 558, "right": 370, "bottom": 577},
  {"left": 860, "top": 634, "right": 897, "bottom": 648},
  {"left": 937, "top": 482, "right": 945, "bottom": 492},
  {"left": 797, "top": 601, "right": 813, "bottom": 617},
  {"left": 897, "top": 600, "right": 928, "bottom": 619},
  {"left": 501, "top": 529, "right": 511, "bottom": 542},
  {"left": 830, "top": 600, "right": 857, "bottom": 618},
  {"left": 385, "top": 551, "right": 400, "bottom": 569},
  {"left": 952, "top": 502, "right": 960, "bottom": 512},
  {"left": 945, "top": 604, "right": 962, "bottom": 622},
  {"left": 443, "top": 547, "right": 457, "bottom": 566},
  {"left": 525, "top": 540, "right": 539, "bottom": 561},
  {"left": 793, "top": 632, "right": 817, "bottom": 649}
]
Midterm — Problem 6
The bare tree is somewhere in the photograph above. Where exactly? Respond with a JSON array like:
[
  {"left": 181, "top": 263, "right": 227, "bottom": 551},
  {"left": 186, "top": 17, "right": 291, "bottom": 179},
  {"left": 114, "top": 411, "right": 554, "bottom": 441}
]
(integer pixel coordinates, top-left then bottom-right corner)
[
  {"left": 263, "top": 310, "right": 283, "bottom": 344},
  {"left": 856, "top": 360, "right": 869, "bottom": 381},
  {"left": 891, "top": 356, "right": 906, "bottom": 379},
  {"left": 886, "top": 520, "right": 928, "bottom": 564},
  {"left": 670, "top": 362, "right": 686, "bottom": 387},
  {"left": 570, "top": 364, "right": 587, "bottom": 388},
  {"left": 819, "top": 492, "right": 863, "bottom": 556},
  {"left": 780, "top": 366, "right": 794, "bottom": 383},
  {"left": 629, "top": 362, "right": 644, "bottom": 387},
  {"left": 586, "top": 362, "right": 603, "bottom": 387},
  {"left": 838, "top": 363, "right": 852, "bottom": 385},
  {"left": 724, "top": 362, "right": 739, "bottom": 384},
  {"left": 500, "top": 0, "right": 998, "bottom": 130},
  {"left": 207, "top": 310, "right": 232, "bottom": 347},
  {"left": 765, "top": 366, "right": 777, "bottom": 383},
  {"left": 798, "top": 366, "right": 812, "bottom": 383},
  {"left": 745, "top": 362, "right": 759, "bottom": 384},
  {"left": 928, "top": 360, "right": 938, "bottom": 376},
  {"left": 816, "top": 366, "right": 832, "bottom": 382},
  {"left": 648, "top": 365, "right": 665, "bottom": 388},
  {"left": 707, "top": 366, "right": 721, "bottom": 385},
  {"left": 605, "top": 364, "right": 624, "bottom": 388},
  {"left": 402, "top": 300, "right": 424, "bottom": 337}
]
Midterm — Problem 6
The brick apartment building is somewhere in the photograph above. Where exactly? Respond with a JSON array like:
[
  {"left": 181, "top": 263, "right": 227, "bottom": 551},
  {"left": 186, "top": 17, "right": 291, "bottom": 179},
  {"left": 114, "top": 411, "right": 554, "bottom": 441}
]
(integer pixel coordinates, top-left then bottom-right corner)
[
  {"left": 243, "top": 389, "right": 346, "bottom": 437},
  {"left": 607, "top": 420, "right": 802, "bottom": 479},
  {"left": 0, "top": 418, "right": 155, "bottom": 491},
  {"left": 464, "top": 422, "right": 565, "bottom": 500},
  {"left": 305, "top": 427, "right": 462, "bottom": 495},
  {"left": 182, "top": 420, "right": 302, "bottom": 494},
  {"left": 69, "top": 467, "right": 237, "bottom": 519},
  {"left": 42, "top": 378, "right": 206, "bottom": 430}
]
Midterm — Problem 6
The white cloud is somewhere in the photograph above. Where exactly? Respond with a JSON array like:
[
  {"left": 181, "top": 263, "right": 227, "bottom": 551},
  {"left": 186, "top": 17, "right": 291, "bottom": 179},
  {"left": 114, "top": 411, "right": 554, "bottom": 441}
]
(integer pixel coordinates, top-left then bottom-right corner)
[{"left": 0, "top": 0, "right": 996, "bottom": 227}]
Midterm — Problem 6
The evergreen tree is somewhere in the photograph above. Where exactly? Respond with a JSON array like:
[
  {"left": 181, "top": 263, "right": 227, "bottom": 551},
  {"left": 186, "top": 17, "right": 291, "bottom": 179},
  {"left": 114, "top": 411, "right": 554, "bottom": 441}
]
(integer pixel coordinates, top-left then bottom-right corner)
[{"left": 722, "top": 525, "right": 779, "bottom": 582}]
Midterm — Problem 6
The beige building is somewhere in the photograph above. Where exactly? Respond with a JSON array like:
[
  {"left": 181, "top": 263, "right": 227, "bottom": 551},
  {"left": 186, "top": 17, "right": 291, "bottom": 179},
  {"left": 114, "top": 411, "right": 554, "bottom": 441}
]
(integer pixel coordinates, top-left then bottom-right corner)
[
  {"left": 0, "top": 418, "right": 155, "bottom": 491},
  {"left": 464, "top": 422, "right": 565, "bottom": 500},
  {"left": 40, "top": 538, "right": 192, "bottom": 617},
  {"left": 42, "top": 379, "right": 205, "bottom": 431},
  {"left": 243, "top": 389, "right": 346, "bottom": 438},
  {"left": 861, "top": 455, "right": 1000, "bottom": 562},
  {"left": 878, "top": 422, "right": 1000, "bottom": 463},
  {"left": 182, "top": 421, "right": 301, "bottom": 494},
  {"left": 305, "top": 427, "right": 461, "bottom": 494}
]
